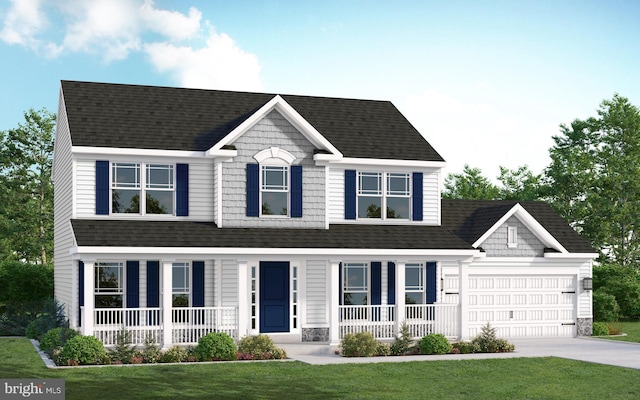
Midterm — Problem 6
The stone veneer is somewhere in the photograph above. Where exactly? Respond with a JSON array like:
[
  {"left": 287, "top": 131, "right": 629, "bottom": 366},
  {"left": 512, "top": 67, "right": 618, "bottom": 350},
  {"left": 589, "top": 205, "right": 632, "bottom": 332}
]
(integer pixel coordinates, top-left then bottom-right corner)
[
  {"left": 577, "top": 317, "right": 593, "bottom": 336},
  {"left": 302, "top": 328, "right": 330, "bottom": 342}
]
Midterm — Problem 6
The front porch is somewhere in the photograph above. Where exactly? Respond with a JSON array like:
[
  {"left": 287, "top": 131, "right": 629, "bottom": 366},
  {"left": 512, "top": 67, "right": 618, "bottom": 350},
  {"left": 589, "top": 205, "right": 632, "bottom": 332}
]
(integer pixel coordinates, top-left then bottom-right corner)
[{"left": 82, "top": 304, "right": 460, "bottom": 347}]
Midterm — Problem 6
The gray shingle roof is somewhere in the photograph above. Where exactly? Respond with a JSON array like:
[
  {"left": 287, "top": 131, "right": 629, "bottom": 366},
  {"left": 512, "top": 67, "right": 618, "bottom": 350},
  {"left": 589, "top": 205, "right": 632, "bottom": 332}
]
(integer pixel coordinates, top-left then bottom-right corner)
[{"left": 61, "top": 80, "right": 445, "bottom": 162}]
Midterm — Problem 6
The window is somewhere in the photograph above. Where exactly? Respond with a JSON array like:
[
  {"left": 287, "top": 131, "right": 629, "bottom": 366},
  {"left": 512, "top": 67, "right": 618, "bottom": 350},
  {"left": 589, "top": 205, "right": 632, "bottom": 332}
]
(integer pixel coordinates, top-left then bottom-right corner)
[
  {"left": 261, "top": 165, "right": 289, "bottom": 216},
  {"left": 357, "top": 172, "right": 410, "bottom": 219},
  {"left": 111, "top": 162, "right": 174, "bottom": 215},
  {"left": 95, "top": 262, "right": 124, "bottom": 308},
  {"left": 343, "top": 263, "right": 368, "bottom": 305},
  {"left": 508, "top": 226, "right": 518, "bottom": 248},
  {"left": 172, "top": 262, "right": 190, "bottom": 307},
  {"left": 405, "top": 263, "right": 424, "bottom": 305}
]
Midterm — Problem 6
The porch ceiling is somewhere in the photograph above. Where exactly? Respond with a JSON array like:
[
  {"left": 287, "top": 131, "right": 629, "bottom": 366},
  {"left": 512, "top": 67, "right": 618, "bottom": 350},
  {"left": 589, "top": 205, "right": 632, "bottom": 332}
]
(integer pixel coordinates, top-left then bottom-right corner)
[{"left": 70, "top": 219, "right": 474, "bottom": 250}]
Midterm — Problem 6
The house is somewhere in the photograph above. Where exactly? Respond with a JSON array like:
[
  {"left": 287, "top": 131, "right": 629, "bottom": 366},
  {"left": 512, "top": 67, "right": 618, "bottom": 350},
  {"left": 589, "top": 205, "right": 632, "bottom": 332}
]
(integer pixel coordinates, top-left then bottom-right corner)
[{"left": 52, "top": 81, "right": 597, "bottom": 347}]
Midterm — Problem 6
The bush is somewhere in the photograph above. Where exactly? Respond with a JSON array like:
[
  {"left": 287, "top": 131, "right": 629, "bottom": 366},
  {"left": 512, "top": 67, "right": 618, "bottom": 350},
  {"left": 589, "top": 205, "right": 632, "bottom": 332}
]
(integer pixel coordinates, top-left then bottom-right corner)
[
  {"left": 26, "top": 299, "right": 67, "bottom": 340},
  {"left": 139, "top": 335, "right": 162, "bottom": 363},
  {"left": 60, "top": 335, "right": 105, "bottom": 365},
  {"left": 418, "top": 334, "right": 451, "bottom": 355},
  {"left": 237, "top": 334, "right": 287, "bottom": 360},
  {"left": 107, "top": 328, "right": 136, "bottom": 364},
  {"left": 451, "top": 341, "right": 475, "bottom": 354},
  {"left": 340, "top": 331, "right": 378, "bottom": 357},
  {"left": 390, "top": 322, "right": 414, "bottom": 356},
  {"left": 194, "top": 332, "right": 237, "bottom": 361},
  {"left": 606, "top": 321, "right": 623, "bottom": 335},
  {"left": 592, "top": 321, "right": 609, "bottom": 336},
  {"left": 376, "top": 342, "right": 391, "bottom": 356},
  {"left": 593, "top": 289, "right": 620, "bottom": 322},
  {"left": 470, "top": 323, "right": 514, "bottom": 353},
  {"left": 160, "top": 346, "right": 189, "bottom": 363},
  {"left": 593, "top": 264, "right": 640, "bottom": 319},
  {"left": 39, "top": 327, "right": 78, "bottom": 353}
]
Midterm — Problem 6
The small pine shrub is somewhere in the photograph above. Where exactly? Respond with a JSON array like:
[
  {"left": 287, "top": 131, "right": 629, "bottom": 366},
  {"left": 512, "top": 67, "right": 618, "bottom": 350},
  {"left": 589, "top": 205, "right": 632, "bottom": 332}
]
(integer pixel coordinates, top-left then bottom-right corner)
[
  {"left": 194, "top": 332, "right": 237, "bottom": 361},
  {"left": 39, "top": 327, "right": 78, "bottom": 353},
  {"left": 470, "top": 323, "right": 515, "bottom": 353},
  {"left": 419, "top": 334, "right": 452, "bottom": 355},
  {"left": 390, "top": 322, "right": 414, "bottom": 356},
  {"left": 60, "top": 335, "right": 106, "bottom": 365},
  {"left": 160, "top": 346, "right": 189, "bottom": 363},
  {"left": 237, "top": 334, "right": 287, "bottom": 360},
  {"left": 139, "top": 335, "right": 162, "bottom": 363},
  {"left": 592, "top": 321, "right": 609, "bottom": 336},
  {"left": 340, "top": 331, "right": 378, "bottom": 357},
  {"left": 108, "top": 328, "right": 136, "bottom": 364},
  {"left": 25, "top": 299, "right": 67, "bottom": 340}
]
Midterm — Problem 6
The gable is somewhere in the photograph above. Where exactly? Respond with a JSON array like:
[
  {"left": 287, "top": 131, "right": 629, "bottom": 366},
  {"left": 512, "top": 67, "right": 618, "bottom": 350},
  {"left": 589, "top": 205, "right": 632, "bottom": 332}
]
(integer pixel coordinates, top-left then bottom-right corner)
[{"left": 478, "top": 216, "right": 545, "bottom": 257}]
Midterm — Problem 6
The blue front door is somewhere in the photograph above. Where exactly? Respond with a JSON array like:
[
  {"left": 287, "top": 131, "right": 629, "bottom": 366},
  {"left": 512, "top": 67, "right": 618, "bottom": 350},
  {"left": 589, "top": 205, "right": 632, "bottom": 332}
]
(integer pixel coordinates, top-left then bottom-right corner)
[{"left": 260, "top": 261, "right": 290, "bottom": 333}]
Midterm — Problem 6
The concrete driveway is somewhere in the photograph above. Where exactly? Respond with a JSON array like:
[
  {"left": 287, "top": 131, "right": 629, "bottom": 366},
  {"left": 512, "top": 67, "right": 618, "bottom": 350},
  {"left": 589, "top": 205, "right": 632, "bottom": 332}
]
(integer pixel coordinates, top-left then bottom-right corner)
[{"left": 279, "top": 337, "right": 640, "bottom": 369}]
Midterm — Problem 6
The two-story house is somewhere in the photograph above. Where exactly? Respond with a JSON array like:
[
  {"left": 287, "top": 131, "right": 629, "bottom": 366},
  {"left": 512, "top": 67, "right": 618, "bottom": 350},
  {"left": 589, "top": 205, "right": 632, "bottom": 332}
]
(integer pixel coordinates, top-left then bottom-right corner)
[{"left": 53, "top": 81, "right": 597, "bottom": 347}]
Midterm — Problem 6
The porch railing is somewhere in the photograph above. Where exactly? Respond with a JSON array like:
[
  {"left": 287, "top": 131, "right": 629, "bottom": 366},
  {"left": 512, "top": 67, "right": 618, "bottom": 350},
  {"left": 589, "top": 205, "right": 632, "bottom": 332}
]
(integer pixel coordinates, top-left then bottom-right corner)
[
  {"left": 91, "top": 307, "right": 238, "bottom": 347},
  {"left": 339, "top": 304, "right": 459, "bottom": 340}
]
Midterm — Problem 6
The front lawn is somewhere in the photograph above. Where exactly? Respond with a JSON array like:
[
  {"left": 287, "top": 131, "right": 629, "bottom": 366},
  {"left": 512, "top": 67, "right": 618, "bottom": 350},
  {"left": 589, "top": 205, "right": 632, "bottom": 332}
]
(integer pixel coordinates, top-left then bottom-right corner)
[
  {"left": 2, "top": 338, "right": 640, "bottom": 399},
  {"left": 601, "top": 321, "right": 640, "bottom": 343}
]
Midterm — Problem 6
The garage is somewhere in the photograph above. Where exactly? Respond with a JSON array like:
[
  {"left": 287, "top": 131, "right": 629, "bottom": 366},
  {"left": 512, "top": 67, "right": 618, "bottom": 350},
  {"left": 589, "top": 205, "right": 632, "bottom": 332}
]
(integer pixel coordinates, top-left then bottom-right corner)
[{"left": 467, "top": 275, "right": 576, "bottom": 338}]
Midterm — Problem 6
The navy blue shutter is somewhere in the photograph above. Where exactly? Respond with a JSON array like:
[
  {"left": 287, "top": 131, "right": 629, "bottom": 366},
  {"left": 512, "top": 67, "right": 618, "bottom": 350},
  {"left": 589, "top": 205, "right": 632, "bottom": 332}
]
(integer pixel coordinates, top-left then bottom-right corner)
[
  {"left": 290, "top": 165, "right": 303, "bottom": 218},
  {"left": 371, "top": 262, "right": 382, "bottom": 305},
  {"left": 78, "top": 261, "right": 85, "bottom": 327},
  {"left": 126, "top": 261, "right": 140, "bottom": 308},
  {"left": 339, "top": 262, "right": 343, "bottom": 305},
  {"left": 387, "top": 262, "right": 396, "bottom": 305},
  {"left": 246, "top": 164, "right": 259, "bottom": 217},
  {"left": 426, "top": 262, "right": 437, "bottom": 304},
  {"left": 412, "top": 172, "right": 423, "bottom": 221},
  {"left": 344, "top": 170, "right": 356, "bottom": 219},
  {"left": 192, "top": 261, "right": 205, "bottom": 307},
  {"left": 176, "top": 164, "right": 189, "bottom": 216},
  {"left": 95, "top": 160, "right": 110, "bottom": 215},
  {"left": 146, "top": 261, "right": 160, "bottom": 308}
]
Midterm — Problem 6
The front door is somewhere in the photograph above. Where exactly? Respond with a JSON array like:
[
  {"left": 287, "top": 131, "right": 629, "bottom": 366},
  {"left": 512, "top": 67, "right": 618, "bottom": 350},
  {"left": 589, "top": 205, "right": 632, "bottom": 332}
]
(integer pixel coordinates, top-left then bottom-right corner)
[{"left": 260, "top": 261, "right": 290, "bottom": 333}]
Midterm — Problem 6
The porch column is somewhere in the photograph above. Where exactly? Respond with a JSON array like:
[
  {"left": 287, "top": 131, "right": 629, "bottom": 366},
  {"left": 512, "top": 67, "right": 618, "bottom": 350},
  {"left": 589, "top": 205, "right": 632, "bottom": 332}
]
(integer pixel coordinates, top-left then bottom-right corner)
[
  {"left": 82, "top": 260, "right": 95, "bottom": 337},
  {"left": 395, "top": 260, "right": 406, "bottom": 336},
  {"left": 328, "top": 260, "right": 341, "bottom": 345},
  {"left": 162, "top": 260, "right": 173, "bottom": 348},
  {"left": 237, "top": 260, "right": 249, "bottom": 339},
  {"left": 458, "top": 260, "right": 470, "bottom": 340}
]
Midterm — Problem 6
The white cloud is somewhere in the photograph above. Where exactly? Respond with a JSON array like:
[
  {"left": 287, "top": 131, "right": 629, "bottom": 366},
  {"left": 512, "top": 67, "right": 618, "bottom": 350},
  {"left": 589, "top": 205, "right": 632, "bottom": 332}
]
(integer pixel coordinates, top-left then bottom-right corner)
[{"left": 0, "top": 0, "right": 263, "bottom": 89}]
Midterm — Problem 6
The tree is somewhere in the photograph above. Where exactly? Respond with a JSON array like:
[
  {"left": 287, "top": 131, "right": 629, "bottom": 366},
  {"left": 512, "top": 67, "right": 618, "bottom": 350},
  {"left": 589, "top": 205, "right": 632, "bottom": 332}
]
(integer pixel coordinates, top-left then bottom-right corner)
[
  {"left": 497, "top": 165, "right": 545, "bottom": 201},
  {"left": 546, "top": 94, "right": 640, "bottom": 264},
  {"left": 0, "top": 108, "right": 55, "bottom": 264},
  {"left": 443, "top": 165, "right": 500, "bottom": 200}
]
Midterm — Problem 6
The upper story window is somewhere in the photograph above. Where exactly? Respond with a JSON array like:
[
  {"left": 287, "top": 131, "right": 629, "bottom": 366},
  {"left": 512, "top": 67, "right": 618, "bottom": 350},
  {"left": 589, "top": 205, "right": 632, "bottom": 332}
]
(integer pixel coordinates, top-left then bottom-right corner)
[
  {"left": 507, "top": 226, "right": 518, "bottom": 248},
  {"left": 358, "top": 172, "right": 410, "bottom": 219},
  {"left": 261, "top": 165, "right": 289, "bottom": 216},
  {"left": 111, "top": 163, "right": 174, "bottom": 215}
]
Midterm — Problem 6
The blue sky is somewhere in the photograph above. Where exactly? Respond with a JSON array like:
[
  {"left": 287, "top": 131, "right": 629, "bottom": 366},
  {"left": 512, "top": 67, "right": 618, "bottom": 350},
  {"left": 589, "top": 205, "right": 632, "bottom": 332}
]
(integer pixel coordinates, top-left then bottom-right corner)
[{"left": 1, "top": 0, "right": 640, "bottom": 180}]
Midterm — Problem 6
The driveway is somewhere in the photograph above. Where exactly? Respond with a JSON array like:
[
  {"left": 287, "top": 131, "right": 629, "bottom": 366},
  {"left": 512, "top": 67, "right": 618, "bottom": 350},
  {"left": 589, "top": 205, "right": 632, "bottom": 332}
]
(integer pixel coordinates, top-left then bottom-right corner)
[{"left": 279, "top": 337, "right": 640, "bottom": 369}]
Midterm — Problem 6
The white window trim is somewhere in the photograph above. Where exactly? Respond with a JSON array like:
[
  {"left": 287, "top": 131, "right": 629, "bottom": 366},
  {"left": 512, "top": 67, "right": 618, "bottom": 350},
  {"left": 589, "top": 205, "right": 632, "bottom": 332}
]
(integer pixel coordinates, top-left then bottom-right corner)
[
  {"left": 111, "top": 162, "right": 176, "bottom": 216},
  {"left": 94, "top": 261, "right": 125, "bottom": 309},
  {"left": 172, "top": 261, "right": 191, "bottom": 307},
  {"left": 507, "top": 226, "right": 518, "bottom": 248},
  {"left": 357, "top": 171, "right": 411, "bottom": 220},
  {"left": 405, "top": 263, "right": 425, "bottom": 304},
  {"left": 342, "top": 262, "right": 369, "bottom": 305},
  {"left": 255, "top": 147, "right": 296, "bottom": 218}
]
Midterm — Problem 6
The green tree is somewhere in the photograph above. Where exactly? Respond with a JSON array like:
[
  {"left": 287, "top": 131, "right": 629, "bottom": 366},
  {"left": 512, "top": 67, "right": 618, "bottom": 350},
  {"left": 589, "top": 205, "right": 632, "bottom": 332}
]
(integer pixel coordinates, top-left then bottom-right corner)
[
  {"left": 546, "top": 94, "right": 640, "bottom": 264},
  {"left": 443, "top": 164, "right": 500, "bottom": 200},
  {"left": 497, "top": 165, "right": 545, "bottom": 201},
  {"left": 0, "top": 108, "right": 55, "bottom": 264}
]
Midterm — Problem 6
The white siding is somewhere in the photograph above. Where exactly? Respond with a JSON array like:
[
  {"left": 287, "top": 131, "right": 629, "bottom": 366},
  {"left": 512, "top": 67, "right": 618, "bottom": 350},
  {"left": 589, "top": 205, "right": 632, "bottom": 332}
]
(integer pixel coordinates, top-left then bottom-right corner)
[
  {"left": 305, "top": 260, "right": 327, "bottom": 325},
  {"left": 327, "top": 167, "right": 345, "bottom": 221},
  {"left": 220, "top": 259, "right": 238, "bottom": 307},
  {"left": 76, "top": 160, "right": 95, "bottom": 216},
  {"left": 422, "top": 169, "right": 440, "bottom": 225},
  {"left": 578, "top": 261, "right": 593, "bottom": 318},
  {"left": 53, "top": 92, "right": 76, "bottom": 326}
]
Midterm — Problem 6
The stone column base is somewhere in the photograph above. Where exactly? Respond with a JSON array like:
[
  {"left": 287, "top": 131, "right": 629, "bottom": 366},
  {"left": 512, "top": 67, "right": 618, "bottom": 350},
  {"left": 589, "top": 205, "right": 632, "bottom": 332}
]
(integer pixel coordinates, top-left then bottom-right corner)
[
  {"left": 577, "top": 318, "right": 593, "bottom": 336},
  {"left": 302, "top": 328, "right": 329, "bottom": 342}
]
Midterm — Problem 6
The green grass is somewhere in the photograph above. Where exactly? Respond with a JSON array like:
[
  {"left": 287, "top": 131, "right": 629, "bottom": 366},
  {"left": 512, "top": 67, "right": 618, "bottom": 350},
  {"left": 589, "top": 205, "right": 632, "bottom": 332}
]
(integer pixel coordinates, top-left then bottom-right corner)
[
  {"left": 601, "top": 321, "right": 640, "bottom": 343},
  {"left": 2, "top": 338, "right": 640, "bottom": 399}
]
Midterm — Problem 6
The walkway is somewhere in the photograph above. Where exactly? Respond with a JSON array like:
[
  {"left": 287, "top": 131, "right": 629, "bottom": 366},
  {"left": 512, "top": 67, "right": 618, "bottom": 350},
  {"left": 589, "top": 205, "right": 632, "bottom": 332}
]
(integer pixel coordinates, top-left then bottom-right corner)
[{"left": 278, "top": 337, "right": 640, "bottom": 369}]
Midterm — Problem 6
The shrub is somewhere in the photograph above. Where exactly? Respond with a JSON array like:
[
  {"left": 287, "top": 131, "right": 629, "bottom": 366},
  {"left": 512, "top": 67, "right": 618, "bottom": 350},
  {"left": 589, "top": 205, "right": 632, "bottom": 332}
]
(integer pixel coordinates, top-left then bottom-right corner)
[
  {"left": 592, "top": 289, "right": 620, "bottom": 322},
  {"left": 160, "top": 346, "right": 189, "bottom": 363},
  {"left": 418, "top": 334, "right": 451, "bottom": 355},
  {"left": 390, "top": 322, "right": 414, "bottom": 356},
  {"left": 340, "top": 331, "right": 378, "bottom": 357},
  {"left": 495, "top": 338, "right": 515, "bottom": 352},
  {"left": 194, "top": 332, "right": 237, "bottom": 361},
  {"left": 376, "top": 342, "right": 391, "bottom": 356},
  {"left": 139, "top": 335, "right": 162, "bottom": 363},
  {"left": 107, "top": 328, "right": 136, "bottom": 364},
  {"left": 60, "top": 335, "right": 105, "bottom": 365},
  {"left": 606, "top": 321, "right": 623, "bottom": 335},
  {"left": 39, "top": 327, "right": 78, "bottom": 353},
  {"left": 237, "top": 334, "right": 287, "bottom": 360},
  {"left": 470, "top": 323, "right": 514, "bottom": 353},
  {"left": 592, "top": 321, "right": 609, "bottom": 336},
  {"left": 26, "top": 299, "right": 67, "bottom": 340},
  {"left": 593, "top": 264, "right": 640, "bottom": 319},
  {"left": 451, "top": 341, "right": 475, "bottom": 354}
]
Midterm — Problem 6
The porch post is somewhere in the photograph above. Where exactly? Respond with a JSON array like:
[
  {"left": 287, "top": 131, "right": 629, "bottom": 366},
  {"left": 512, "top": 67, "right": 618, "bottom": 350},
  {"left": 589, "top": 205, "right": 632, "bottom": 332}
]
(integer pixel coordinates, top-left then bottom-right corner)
[
  {"left": 328, "top": 260, "right": 341, "bottom": 345},
  {"left": 458, "top": 260, "right": 470, "bottom": 340},
  {"left": 82, "top": 260, "right": 95, "bottom": 337},
  {"left": 237, "top": 260, "right": 249, "bottom": 340},
  {"left": 162, "top": 260, "right": 173, "bottom": 348},
  {"left": 395, "top": 260, "right": 406, "bottom": 337}
]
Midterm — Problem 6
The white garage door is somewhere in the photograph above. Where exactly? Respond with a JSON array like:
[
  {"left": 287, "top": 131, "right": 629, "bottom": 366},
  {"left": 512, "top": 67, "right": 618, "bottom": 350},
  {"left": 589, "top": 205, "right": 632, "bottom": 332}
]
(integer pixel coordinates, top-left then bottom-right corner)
[{"left": 467, "top": 275, "right": 576, "bottom": 338}]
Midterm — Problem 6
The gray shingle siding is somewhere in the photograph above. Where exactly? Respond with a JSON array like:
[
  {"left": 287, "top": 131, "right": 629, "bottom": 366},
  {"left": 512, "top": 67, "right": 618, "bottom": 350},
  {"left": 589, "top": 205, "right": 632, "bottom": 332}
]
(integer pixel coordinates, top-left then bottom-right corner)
[
  {"left": 222, "top": 110, "right": 325, "bottom": 228},
  {"left": 480, "top": 216, "right": 545, "bottom": 257}
]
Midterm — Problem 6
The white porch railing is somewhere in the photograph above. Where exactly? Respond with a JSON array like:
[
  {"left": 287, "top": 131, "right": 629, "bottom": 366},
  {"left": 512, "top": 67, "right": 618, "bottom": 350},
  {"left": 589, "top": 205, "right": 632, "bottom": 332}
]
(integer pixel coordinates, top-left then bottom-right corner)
[
  {"left": 339, "top": 304, "right": 459, "bottom": 340},
  {"left": 91, "top": 307, "right": 238, "bottom": 347}
]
